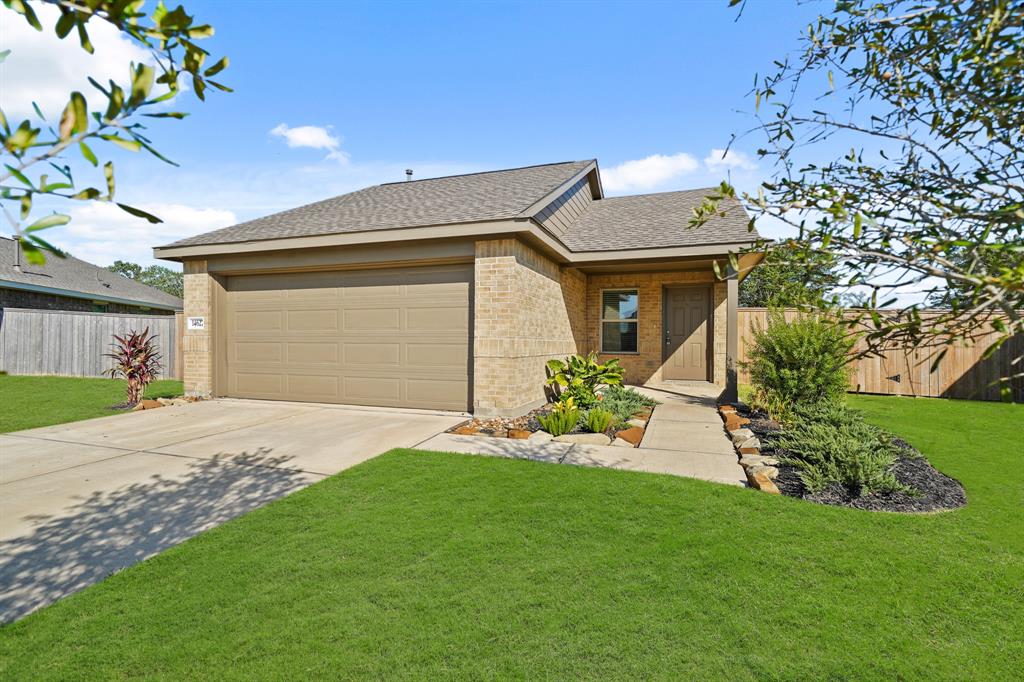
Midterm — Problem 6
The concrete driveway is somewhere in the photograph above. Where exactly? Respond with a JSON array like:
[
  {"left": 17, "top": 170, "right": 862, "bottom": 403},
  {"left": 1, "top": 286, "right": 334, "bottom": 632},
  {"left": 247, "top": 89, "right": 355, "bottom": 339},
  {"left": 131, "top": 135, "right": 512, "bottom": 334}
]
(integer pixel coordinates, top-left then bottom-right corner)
[{"left": 0, "top": 399, "right": 464, "bottom": 623}]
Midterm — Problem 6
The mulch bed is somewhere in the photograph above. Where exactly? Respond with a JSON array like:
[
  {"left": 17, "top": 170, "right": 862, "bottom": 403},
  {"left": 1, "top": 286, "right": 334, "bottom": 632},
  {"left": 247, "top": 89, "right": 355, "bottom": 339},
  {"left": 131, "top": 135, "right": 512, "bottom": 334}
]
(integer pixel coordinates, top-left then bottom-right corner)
[{"left": 740, "top": 408, "right": 967, "bottom": 513}]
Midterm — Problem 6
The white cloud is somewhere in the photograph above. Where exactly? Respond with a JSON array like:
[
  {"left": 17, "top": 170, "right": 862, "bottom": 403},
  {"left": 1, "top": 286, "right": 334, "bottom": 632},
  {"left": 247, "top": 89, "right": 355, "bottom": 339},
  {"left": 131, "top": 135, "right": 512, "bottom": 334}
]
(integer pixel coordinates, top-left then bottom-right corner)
[
  {"left": 62, "top": 202, "right": 236, "bottom": 267},
  {"left": 270, "top": 123, "right": 348, "bottom": 162},
  {"left": 601, "top": 153, "right": 699, "bottom": 192},
  {"left": 704, "top": 148, "right": 758, "bottom": 172},
  {"left": 0, "top": 3, "right": 155, "bottom": 118}
]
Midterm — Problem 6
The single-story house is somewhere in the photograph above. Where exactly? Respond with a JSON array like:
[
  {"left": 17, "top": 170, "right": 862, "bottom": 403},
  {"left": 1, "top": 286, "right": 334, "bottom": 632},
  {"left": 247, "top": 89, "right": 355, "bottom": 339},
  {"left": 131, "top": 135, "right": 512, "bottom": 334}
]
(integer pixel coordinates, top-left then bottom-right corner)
[
  {"left": 1, "top": 236, "right": 182, "bottom": 314},
  {"left": 155, "top": 160, "right": 763, "bottom": 415}
]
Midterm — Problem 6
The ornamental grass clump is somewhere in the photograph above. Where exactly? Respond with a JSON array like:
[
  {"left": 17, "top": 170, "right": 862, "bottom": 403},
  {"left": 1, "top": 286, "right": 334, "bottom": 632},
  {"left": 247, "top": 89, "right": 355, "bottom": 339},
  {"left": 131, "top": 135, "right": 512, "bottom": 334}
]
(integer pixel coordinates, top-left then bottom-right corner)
[
  {"left": 583, "top": 408, "right": 615, "bottom": 434},
  {"left": 777, "top": 403, "right": 910, "bottom": 496},
  {"left": 598, "top": 385, "right": 659, "bottom": 426},
  {"left": 537, "top": 397, "right": 580, "bottom": 437},
  {"left": 104, "top": 327, "right": 162, "bottom": 406},
  {"left": 744, "top": 312, "right": 855, "bottom": 420}
]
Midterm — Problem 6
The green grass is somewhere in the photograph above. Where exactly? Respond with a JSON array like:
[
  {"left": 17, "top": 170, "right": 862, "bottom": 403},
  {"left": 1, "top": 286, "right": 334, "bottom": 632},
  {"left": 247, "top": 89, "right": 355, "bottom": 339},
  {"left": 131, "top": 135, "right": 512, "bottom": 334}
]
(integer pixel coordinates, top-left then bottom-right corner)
[
  {"left": 0, "top": 375, "right": 184, "bottom": 433},
  {"left": 1, "top": 396, "right": 1022, "bottom": 679}
]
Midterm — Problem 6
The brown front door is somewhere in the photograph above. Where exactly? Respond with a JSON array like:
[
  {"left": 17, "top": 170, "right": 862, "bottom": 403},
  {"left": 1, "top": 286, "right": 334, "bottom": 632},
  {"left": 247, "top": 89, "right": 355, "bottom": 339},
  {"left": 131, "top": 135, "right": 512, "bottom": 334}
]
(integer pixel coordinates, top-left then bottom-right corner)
[{"left": 663, "top": 287, "right": 709, "bottom": 381}]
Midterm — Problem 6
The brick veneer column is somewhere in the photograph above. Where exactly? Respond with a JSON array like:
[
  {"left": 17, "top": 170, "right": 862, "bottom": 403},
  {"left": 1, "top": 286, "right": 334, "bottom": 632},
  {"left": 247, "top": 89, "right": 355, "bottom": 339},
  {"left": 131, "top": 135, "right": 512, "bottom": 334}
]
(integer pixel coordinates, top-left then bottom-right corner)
[{"left": 182, "top": 259, "right": 214, "bottom": 396}]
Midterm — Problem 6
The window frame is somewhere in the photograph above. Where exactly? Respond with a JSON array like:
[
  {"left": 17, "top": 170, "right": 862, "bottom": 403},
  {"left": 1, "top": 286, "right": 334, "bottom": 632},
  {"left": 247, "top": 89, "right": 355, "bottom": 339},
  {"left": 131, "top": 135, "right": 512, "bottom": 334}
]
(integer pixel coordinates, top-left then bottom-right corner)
[{"left": 599, "top": 288, "right": 640, "bottom": 354}]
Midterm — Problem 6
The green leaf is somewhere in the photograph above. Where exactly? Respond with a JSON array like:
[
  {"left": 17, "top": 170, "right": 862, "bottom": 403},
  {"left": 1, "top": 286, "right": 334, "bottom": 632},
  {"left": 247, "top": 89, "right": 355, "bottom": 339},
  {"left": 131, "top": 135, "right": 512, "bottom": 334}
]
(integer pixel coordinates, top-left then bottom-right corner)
[
  {"left": 31, "top": 101, "right": 44, "bottom": 120},
  {"left": 58, "top": 91, "right": 88, "bottom": 139},
  {"left": 117, "top": 203, "right": 162, "bottom": 224},
  {"left": 853, "top": 213, "right": 862, "bottom": 239},
  {"left": 70, "top": 187, "right": 101, "bottom": 200},
  {"left": 10, "top": 0, "right": 42, "bottom": 31},
  {"left": 79, "top": 140, "right": 98, "bottom": 166},
  {"left": 24, "top": 213, "right": 71, "bottom": 232},
  {"left": 99, "top": 134, "right": 142, "bottom": 152},
  {"left": 104, "top": 161, "right": 115, "bottom": 198},
  {"left": 19, "top": 193, "right": 31, "bottom": 219},
  {"left": 0, "top": 49, "right": 11, "bottom": 63},
  {"left": 55, "top": 10, "right": 76, "bottom": 38},
  {"left": 203, "top": 56, "right": 229, "bottom": 77},
  {"left": 141, "top": 112, "right": 189, "bottom": 119},
  {"left": 105, "top": 83, "right": 125, "bottom": 120},
  {"left": 129, "top": 63, "right": 156, "bottom": 107},
  {"left": 19, "top": 240, "right": 46, "bottom": 265},
  {"left": 4, "top": 164, "right": 33, "bottom": 188},
  {"left": 76, "top": 21, "right": 94, "bottom": 54}
]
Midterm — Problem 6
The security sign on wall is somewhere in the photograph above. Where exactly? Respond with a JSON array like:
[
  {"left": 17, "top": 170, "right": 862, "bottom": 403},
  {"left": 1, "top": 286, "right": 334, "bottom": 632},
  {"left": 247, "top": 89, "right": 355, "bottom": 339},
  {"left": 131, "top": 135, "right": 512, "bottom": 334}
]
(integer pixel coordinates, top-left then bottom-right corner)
[{"left": 187, "top": 316, "right": 206, "bottom": 330}]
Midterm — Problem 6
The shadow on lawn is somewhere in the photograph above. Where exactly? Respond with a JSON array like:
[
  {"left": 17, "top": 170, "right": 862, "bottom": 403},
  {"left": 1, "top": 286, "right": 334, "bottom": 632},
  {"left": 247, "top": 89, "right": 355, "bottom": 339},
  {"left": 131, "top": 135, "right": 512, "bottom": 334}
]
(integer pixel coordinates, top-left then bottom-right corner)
[{"left": 0, "top": 449, "right": 313, "bottom": 625}]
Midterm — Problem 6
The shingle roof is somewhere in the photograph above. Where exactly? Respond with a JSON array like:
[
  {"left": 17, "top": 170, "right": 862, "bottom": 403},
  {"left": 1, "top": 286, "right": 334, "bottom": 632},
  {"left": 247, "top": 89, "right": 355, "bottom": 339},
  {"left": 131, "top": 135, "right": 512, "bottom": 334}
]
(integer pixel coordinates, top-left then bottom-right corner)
[
  {"left": 164, "top": 160, "right": 595, "bottom": 247},
  {"left": 0, "top": 237, "right": 183, "bottom": 309},
  {"left": 558, "top": 189, "right": 759, "bottom": 252}
]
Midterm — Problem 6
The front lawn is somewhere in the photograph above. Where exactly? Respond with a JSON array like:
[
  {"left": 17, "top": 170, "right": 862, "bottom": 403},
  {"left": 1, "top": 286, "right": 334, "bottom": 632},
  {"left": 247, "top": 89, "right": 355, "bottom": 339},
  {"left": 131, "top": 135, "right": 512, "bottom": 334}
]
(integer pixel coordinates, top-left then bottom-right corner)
[
  {"left": 0, "top": 375, "right": 184, "bottom": 433},
  {"left": 1, "top": 395, "right": 1021, "bottom": 678}
]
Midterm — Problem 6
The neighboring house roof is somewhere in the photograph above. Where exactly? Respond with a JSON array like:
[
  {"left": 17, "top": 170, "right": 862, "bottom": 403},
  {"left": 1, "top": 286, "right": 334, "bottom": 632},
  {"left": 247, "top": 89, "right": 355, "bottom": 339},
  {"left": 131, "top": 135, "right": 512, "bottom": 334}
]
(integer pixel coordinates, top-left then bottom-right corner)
[
  {"left": 166, "top": 160, "right": 596, "bottom": 248},
  {"left": 156, "top": 159, "right": 762, "bottom": 259},
  {"left": 558, "top": 189, "right": 755, "bottom": 252},
  {"left": 0, "top": 237, "right": 183, "bottom": 310}
]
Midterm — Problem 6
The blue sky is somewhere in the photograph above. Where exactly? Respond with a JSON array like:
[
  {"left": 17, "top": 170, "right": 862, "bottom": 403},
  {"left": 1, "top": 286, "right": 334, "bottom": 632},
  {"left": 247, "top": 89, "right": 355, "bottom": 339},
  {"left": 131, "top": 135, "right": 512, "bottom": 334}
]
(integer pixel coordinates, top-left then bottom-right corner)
[{"left": 3, "top": 0, "right": 826, "bottom": 267}]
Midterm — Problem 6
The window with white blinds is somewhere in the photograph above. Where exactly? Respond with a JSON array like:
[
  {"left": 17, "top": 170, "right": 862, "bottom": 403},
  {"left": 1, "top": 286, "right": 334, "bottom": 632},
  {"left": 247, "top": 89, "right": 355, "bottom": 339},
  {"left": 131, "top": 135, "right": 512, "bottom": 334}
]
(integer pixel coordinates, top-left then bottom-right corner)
[{"left": 601, "top": 289, "right": 638, "bottom": 353}]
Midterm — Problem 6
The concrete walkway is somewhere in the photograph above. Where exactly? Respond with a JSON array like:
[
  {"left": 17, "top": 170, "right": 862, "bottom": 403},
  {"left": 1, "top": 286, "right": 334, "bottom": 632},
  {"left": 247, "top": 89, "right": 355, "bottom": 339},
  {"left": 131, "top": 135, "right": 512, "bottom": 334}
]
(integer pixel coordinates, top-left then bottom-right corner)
[
  {"left": 418, "top": 382, "right": 745, "bottom": 486},
  {"left": 0, "top": 399, "right": 464, "bottom": 623}
]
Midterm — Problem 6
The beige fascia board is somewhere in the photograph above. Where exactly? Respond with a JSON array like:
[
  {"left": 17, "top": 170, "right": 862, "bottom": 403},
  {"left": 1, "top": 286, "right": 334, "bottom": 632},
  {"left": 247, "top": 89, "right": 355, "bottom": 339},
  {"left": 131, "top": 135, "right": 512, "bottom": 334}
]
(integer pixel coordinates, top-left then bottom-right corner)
[
  {"left": 153, "top": 220, "right": 521, "bottom": 261},
  {"left": 515, "top": 160, "right": 599, "bottom": 219},
  {"left": 155, "top": 212, "right": 763, "bottom": 268}
]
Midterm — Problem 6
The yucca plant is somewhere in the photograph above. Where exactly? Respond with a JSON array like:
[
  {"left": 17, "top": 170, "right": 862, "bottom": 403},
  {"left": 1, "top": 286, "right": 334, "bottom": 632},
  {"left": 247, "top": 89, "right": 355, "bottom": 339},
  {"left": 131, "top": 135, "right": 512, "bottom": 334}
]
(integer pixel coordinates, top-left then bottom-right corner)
[{"left": 104, "top": 327, "right": 162, "bottom": 406}]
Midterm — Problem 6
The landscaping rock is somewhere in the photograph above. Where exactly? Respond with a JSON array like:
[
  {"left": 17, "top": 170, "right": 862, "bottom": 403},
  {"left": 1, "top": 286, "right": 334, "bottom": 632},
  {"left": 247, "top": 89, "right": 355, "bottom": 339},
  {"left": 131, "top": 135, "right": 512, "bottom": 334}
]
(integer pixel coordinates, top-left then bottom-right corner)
[
  {"left": 615, "top": 426, "right": 645, "bottom": 446},
  {"left": 750, "top": 464, "right": 779, "bottom": 480},
  {"left": 452, "top": 426, "right": 477, "bottom": 436},
  {"left": 626, "top": 418, "right": 647, "bottom": 428},
  {"left": 170, "top": 398, "right": 191, "bottom": 406},
  {"left": 718, "top": 404, "right": 736, "bottom": 414},
  {"left": 611, "top": 438, "right": 635, "bottom": 448},
  {"left": 507, "top": 429, "right": 531, "bottom": 440},
  {"left": 738, "top": 446, "right": 760, "bottom": 455},
  {"left": 553, "top": 433, "right": 612, "bottom": 446},
  {"left": 746, "top": 465, "right": 781, "bottom": 493},
  {"left": 737, "top": 437, "right": 761, "bottom": 451},
  {"left": 730, "top": 428, "right": 755, "bottom": 444},
  {"left": 156, "top": 398, "right": 173, "bottom": 406},
  {"left": 528, "top": 430, "right": 553, "bottom": 443},
  {"left": 739, "top": 455, "right": 770, "bottom": 468},
  {"left": 725, "top": 415, "right": 751, "bottom": 431},
  {"left": 132, "top": 399, "right": 163, "bottom": 411}
]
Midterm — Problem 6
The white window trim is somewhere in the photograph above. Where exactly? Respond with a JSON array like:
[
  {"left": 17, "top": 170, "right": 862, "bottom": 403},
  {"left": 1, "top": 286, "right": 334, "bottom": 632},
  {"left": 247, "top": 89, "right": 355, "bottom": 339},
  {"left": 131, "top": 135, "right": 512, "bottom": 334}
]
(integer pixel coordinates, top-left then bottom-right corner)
[{"left": 599, "top": 288, "right": 640, "bottom": 354}]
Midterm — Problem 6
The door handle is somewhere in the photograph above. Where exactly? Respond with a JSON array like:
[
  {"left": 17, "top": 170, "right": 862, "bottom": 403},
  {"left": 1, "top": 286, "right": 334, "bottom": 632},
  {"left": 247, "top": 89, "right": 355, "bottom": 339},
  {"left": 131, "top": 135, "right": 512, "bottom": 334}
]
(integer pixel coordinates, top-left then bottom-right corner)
[{"left": 665, "top": 329, "right": 671, "bottom": 345}]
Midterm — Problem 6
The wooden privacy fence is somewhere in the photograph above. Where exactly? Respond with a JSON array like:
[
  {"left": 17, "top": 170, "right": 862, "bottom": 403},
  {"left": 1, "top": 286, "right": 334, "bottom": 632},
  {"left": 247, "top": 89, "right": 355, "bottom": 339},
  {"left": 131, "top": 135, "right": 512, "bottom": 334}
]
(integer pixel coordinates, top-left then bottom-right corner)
[
  {"left": 0, "top": 308, "right": 183, "bottom": 380},
  {"left": 737, "top": 308, "right": 1023, "bottom": 402}
]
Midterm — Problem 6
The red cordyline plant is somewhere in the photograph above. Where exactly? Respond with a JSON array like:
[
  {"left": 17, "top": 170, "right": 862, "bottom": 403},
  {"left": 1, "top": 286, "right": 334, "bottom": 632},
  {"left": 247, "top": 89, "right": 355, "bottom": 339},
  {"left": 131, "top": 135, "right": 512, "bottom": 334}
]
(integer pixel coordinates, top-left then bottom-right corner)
[{"left": 104, "top": 328, "right": 162, "bottom": 406}]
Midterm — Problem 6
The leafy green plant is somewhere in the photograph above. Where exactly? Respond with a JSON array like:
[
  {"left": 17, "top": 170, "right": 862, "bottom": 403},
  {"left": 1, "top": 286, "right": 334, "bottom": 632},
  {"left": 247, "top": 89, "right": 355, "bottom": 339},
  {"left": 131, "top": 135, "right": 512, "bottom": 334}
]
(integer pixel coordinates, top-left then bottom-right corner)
[
  {"left": 537, "top": 398, "right": 580, "bottom": 438},
  {"left": 598, "top": 385, "right": 659, "bottom": 425},
  {"left": 583, "top": 408, "right": 615, "bottom": 434},
  {"left": 545, "top": 353, "right": 623, "bottom": 408},
  {"left": 104, "top": 327, "right": 162, "bottom": 405},
  {"left": 777, "top": 403, "right": 909, "bottom": 496},
  {"left": 744, "top": 312, "right": 855, "bottom": 421}
]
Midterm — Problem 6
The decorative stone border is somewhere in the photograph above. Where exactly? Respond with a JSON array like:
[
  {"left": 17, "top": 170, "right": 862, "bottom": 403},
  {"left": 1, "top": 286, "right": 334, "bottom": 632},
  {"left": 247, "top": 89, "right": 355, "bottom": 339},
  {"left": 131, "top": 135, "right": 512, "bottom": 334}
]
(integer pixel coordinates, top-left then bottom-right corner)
[
  {"left": 132, "top": 396, "right": 203, "bottom": 411},
  {"left": 448, "top": 405, "right": 655, "bottom": 448},
  {"left": 718, "top": 404, "right": 780, "bottom": 494}
]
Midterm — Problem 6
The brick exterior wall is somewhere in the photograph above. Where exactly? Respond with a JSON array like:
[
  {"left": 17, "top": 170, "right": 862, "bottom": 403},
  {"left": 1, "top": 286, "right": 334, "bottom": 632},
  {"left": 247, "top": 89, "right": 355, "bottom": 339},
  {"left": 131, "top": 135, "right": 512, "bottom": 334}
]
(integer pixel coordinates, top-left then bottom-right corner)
[
  {"left": 584, "top": 270, "right": 726, "bottom": 387},
  {"left": 182, "top": 259, "right": 216, "bottom": 396},
  {"left": 472, "top": 239, "right": 585, "bottom": 415},
  {"left": 0, "top": 287, "right": 174, "bottom": 315}
]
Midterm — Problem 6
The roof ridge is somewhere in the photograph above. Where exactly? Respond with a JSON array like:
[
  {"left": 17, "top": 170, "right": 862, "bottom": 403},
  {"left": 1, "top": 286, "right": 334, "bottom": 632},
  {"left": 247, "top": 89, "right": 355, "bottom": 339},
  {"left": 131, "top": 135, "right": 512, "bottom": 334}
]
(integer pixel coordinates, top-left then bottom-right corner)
[
  {"left": 598, "top": 187, "right": 721, "bottom": 200},
  {"left": 378, "top": 159, "right": 593, "bottom": 186}
]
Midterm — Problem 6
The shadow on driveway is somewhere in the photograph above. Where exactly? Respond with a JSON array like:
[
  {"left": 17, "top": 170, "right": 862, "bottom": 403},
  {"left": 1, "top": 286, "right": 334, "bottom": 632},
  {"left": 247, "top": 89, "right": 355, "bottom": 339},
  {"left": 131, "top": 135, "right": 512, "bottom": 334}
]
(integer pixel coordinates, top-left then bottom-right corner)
[{"left": 0, "top": 449, "right": 313, "bottom": 624}]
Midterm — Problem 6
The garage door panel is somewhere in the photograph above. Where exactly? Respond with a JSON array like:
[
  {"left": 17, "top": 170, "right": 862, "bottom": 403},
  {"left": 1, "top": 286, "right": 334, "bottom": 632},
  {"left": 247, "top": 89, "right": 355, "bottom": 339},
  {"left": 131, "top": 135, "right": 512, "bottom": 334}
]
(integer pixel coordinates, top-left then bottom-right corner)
[
  {"left": 234, "top": 372, "right": 283, "bottom": 395},
  {"left": 406, "top": 343, "right": 467, "bottom": 367},
  {"left": 287, "top": 342, "right": 338, "bottom": 364},
  {"left": 343, "top": 342, "right": 401, "bottom": 366},
  {"left": 343, "top": 308, "right": 401, "bottom": 331},
  {"left": 287, "top": 309, "right": 339, "bottom": 332},
  {"left": 287, "top": 374, "right": 339, "bottom": 398},
  {"left": 225, "top": 264, "right": 471, "bottom": 410}
]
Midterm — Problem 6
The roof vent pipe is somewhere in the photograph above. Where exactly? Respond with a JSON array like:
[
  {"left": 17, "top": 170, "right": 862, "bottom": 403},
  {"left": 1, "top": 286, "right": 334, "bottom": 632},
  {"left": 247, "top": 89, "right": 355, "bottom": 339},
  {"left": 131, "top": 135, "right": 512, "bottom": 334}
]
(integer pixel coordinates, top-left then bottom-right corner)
[
  {"left": 405, "top": 169, "right": 413, "bottom": 181},
  {"left": 12, "top": 235, "right": 21, "bottom": 271}
]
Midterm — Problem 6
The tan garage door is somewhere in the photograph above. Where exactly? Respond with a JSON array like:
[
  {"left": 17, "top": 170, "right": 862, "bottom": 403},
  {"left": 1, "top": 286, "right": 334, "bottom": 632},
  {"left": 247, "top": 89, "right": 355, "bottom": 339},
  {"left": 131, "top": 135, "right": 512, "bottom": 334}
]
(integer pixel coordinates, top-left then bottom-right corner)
[{"left": 224, "top": 264, "right": 471, "bottom": 410}]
